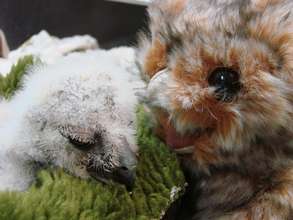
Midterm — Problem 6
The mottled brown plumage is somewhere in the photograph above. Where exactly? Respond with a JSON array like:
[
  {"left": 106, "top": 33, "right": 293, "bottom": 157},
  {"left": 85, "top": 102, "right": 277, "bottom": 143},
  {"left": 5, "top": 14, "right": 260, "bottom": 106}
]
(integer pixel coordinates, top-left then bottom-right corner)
[{"left": 137, "top": 0, "right": 293, "bottom": 219}]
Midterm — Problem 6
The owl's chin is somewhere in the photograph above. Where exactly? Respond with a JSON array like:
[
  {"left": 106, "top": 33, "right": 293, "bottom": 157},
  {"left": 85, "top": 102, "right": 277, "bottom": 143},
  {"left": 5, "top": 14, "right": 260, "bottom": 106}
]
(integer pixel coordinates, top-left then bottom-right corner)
[{"left": 159, "top": 121, "right": 206, "bottom": 155}]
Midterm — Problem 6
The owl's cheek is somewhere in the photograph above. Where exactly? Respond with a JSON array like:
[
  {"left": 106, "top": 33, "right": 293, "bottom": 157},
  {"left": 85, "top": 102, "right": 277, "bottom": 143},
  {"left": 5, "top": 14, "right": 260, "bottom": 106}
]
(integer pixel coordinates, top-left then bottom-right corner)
[
  {"left": 165, "top": 126, "right": 197, "bottom": 150},
  {"left": 152, "top": 108, "right": 201, "bottom": 153}
]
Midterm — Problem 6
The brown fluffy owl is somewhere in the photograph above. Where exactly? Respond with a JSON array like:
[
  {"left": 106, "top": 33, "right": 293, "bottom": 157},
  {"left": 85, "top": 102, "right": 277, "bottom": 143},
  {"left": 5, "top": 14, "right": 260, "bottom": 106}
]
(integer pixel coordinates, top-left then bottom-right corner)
[{"left": 137, "top": 0, "right": 293, "bottom": 219}]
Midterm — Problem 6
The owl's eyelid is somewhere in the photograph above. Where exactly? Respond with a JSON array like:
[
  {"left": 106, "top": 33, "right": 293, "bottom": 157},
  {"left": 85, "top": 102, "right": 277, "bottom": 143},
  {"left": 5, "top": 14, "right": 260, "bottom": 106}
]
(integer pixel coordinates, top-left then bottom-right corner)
[
  {"left": 58, "top": 125, "right": 98, "bottom": 146},
  {"left": 68, "top": 136, "right": 95, "bottom": 146},
  {"left": 67, "top": 136, "right": 96, "bottom": 151}
]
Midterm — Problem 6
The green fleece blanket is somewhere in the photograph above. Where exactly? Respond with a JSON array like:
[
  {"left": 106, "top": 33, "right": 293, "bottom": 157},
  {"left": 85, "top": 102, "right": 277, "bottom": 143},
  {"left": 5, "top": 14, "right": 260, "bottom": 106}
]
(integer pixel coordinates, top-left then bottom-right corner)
[{"left": 0, "top": 56, "right": 185, "bottom": 220}]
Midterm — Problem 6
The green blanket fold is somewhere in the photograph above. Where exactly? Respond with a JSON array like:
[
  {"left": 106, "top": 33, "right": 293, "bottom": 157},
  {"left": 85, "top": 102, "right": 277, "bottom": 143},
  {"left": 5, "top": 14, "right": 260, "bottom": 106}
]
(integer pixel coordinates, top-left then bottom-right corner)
[{"left": 0, "top": 56, "right": 185, "bottom": 220}]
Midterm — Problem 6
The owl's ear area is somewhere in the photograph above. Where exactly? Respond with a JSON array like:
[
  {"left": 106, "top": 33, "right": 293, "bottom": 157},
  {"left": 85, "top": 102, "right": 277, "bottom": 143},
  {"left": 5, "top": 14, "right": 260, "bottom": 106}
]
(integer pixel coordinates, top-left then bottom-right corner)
[
  {"left": 139, "top": 0, "right": 187, "bottom": 80},
  {"left": 249, "top": 0, "right": 283, "bottom": 11},
  {"left": 246, "top": 0, "right": 293, "bottom": 75},
  {"left": 149, "top": 0, "right": 187, "bottom": 17}
]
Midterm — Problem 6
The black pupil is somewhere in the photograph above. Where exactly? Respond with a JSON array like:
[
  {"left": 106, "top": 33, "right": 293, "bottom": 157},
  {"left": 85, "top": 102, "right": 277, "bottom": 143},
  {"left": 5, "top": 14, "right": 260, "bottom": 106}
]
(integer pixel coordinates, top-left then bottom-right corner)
[{"left": 208, "top": 67, "right": 241, "bottom": 101}]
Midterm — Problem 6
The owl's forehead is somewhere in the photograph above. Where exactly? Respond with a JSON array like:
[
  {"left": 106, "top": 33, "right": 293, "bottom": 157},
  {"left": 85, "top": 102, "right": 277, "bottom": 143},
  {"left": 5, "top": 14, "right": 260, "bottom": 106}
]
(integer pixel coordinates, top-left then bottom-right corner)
[
  {"left": 36, "top": 76, "right": 113, "bottom": 115},
  {"left": 167, "top": 31, "right": 279, "bottom": 84},
  {"left": 148, "top": 6, "right": 280, "bottom": 80},
  {"left": 46, "top": 73, "right": 119, "bottom": 107},
  {"left": 54, "top": 89, "right": 117, "bottom": 116}
]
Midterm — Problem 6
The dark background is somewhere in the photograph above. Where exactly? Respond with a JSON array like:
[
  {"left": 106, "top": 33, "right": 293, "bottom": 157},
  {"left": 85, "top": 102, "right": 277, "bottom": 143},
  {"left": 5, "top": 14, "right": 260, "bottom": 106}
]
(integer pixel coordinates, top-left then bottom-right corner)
[{"left": 0, "top": 0, "right": 147, "bottom": 49}]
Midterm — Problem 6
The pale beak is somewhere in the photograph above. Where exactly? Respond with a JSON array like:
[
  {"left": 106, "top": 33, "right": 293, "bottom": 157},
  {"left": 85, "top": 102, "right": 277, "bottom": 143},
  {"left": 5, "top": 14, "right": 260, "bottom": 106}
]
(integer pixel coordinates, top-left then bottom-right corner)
[
  {"left": 142, "top": 68, "right": 173, "bottom": 110},
  {"left": 173, "top": 146, "right": 194, "bottom": 155}
]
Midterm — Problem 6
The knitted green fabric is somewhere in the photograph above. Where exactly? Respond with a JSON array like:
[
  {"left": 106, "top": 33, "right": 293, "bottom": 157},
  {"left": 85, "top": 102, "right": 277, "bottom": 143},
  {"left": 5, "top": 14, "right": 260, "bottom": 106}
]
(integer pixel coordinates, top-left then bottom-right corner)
[
  {"left": 0, "top": 56, "right": 185, "bottom": 220},
  {"left": 0, "top": 56, "right": 34, "bottom": 99}
]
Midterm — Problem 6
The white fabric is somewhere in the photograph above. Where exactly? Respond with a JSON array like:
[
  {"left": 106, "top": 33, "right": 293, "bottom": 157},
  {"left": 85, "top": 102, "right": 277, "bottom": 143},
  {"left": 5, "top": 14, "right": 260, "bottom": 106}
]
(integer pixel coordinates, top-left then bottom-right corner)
[{"left": 0, "top": 30, "right": 98, "bottom": 76}]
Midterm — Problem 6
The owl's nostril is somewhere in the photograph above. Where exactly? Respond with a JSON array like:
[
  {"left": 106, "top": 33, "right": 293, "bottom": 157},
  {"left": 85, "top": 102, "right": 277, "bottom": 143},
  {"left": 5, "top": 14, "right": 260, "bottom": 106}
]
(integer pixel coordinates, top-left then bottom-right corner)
[{"left": 120, "top": 166, "right": 128, "bottom": 171}]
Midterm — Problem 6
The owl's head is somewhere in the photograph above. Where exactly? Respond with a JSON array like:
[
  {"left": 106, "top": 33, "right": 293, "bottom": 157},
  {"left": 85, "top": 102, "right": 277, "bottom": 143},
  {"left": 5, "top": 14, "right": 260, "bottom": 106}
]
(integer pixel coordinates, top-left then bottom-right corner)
[{"left": 137, "top": 0, "right": 293, "bottom": 164}]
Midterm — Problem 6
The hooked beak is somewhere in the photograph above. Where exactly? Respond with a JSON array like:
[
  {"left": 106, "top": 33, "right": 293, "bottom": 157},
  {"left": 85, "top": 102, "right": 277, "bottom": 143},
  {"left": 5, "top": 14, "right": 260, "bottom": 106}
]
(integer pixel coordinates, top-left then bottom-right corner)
[
  {"left": 136, "top": 68, "right": 172, "bottom": 110},
  {"left": 112, "top": 166, "right": 136, "bottom": 191},
  {"left": 143, "top": 68, "right": 197, "bottom": 156},
  {"left": 86, "top": 144, "right": 137, "bottom": 191},
  {"left": 86, "top": 162, "right": 136, "bottom": 191}
]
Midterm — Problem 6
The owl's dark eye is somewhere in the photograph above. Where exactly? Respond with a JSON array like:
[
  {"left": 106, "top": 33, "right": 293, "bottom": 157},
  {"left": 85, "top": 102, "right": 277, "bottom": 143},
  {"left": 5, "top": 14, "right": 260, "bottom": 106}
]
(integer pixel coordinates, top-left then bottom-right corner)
[
  {"left": 68, "top": 137, "right": 95, "bottom": 151},
  {"left": 59, "top": 125, "right": 99, "bottom": 151},
  {"left": 208, "top": 67, "right": 241, "bottom": 102}
]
